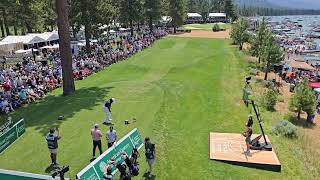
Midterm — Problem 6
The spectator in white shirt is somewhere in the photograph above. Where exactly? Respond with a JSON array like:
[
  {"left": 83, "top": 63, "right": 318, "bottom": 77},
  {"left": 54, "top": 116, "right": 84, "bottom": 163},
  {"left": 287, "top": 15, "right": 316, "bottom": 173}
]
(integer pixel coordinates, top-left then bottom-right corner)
[{"left": 106, "top": 126, "right": 117, "bottom": 148}]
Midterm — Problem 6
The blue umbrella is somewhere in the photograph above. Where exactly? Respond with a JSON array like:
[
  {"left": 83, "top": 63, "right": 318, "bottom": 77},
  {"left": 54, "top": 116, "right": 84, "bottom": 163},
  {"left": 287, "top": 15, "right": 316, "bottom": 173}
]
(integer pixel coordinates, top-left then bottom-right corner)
[{"left": 314, "top": 88, "right": 320, "bottom": 93}]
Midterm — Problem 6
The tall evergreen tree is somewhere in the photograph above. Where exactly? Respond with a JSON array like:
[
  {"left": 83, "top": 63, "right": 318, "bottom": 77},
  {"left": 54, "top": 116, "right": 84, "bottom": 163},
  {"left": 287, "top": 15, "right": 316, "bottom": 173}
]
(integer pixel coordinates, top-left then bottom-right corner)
[
  {"left": 250, "top": 17, "right": 268, "bottom": 63},
  {"left": 261, "top": 31, "right": 283, "bottom": 80},
  {"left": 290, "top": 79, "right": 317, "bottom": 120},
  {"left": 119, "top": 0, "right": 143, "bottom": 36},
  {"left": 56, "top": 0, "right": 75, "bottom": 95},
  {"left": 145, "top": 0, "right": 162, "bottom": 32},
  {"left": 230, "top": 17, "right": 249, "bottom": 50},
  {"left": 224, "top": 0, "right": 237, "bottom": 22},
  {"left": 187, "top": 0, "right": 198, "bottom": 12},
  {"left": 198, "top": 0, "right": 209, "bottom": 22},
  {"left": 169, "top": 0, "right": 186, "bottom": 33}
]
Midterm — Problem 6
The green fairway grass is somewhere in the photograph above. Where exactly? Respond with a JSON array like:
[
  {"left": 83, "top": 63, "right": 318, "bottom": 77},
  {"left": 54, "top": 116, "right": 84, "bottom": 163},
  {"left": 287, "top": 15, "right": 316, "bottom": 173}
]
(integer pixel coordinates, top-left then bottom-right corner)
[
  {"left": 0, "top": 37, "right": 317, "bottom": 179},
  {"left": 183, "top": 23, "right": 230, "bottom": 30}
]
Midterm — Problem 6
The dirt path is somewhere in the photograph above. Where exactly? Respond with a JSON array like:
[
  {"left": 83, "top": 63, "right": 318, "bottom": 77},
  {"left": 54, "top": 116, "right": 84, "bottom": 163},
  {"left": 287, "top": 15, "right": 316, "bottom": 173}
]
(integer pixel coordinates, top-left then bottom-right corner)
[{"left": 169, "top": 29, "right": 230, "bottom": 39}]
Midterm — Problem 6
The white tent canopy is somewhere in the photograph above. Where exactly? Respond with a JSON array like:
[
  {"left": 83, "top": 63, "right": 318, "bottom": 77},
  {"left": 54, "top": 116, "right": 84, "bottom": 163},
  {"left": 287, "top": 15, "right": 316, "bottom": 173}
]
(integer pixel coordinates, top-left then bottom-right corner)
[
  {"left": 209, "top": 13, "right": 226, "bottom": 17},
  {"left": 77, "top": 42, "right": 85, "bottom": 46},
  {"left": 30, "top": 32, "right": 59, "bottom": 42},
  {"left": 1, "top": 31, "right": 58, "bottom": 45},
  {"left": 119, "top": 28, "right": 129, "bottom": 31},
  {"left": 1, "top": 36, "right": 23, "bottom": 44},
  {"left": 187, "top": 13, "right": 202, "bottom": 18},
  {"left": 160, "top": 16, "right": 172, "bottom": 23},
  {"left": 2, "top": 35, "right": 45, "bottom": 45},
  {"left": 40, "top": 44, "right": 59, "bottom": 49},
  {"left": 15, "top": 49, "right": 27, "bottom": 54},
  {"left": 26, "top": 48, "right": 38, "bottom": 52}
]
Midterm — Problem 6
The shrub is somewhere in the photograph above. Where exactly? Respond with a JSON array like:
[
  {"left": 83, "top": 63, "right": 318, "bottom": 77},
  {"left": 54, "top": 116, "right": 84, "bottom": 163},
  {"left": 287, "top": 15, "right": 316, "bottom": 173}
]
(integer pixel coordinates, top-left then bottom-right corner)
[
  {"left": 261, "top": 80, "right": 274, "bottom": 89},
  {"left": 212, "top": 24, "right": 220, "bottom": 32},
  {"left": 249, "top": 68, "right": 259, "bottom": 76},
  {"left": 261, "top": 89, "right": 277, "bottom": 111},
  {"left": 272, "top": 120, "right": 298, "bottom": 138}
]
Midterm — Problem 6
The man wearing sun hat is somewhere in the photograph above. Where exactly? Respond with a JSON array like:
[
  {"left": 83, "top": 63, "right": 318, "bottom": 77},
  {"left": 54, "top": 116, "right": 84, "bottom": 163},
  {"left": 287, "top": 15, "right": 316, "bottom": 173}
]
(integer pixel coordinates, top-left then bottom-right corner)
[{"left": 103, "top": 98, "right": 115, "bottom": 124}]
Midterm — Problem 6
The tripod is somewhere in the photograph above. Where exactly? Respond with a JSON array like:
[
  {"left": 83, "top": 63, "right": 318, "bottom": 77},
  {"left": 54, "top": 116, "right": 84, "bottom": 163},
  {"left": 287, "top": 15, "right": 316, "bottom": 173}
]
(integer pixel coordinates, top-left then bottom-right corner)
[{"left": 247, "top": 100, "right": 272, "bottom": 151}]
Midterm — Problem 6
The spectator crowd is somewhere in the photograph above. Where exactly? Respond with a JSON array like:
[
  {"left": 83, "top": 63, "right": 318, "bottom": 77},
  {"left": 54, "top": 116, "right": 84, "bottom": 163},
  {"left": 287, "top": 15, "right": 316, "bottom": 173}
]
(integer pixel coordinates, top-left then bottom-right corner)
[{"left": 0, "top": 28, "right": 167, "bottom": 114}]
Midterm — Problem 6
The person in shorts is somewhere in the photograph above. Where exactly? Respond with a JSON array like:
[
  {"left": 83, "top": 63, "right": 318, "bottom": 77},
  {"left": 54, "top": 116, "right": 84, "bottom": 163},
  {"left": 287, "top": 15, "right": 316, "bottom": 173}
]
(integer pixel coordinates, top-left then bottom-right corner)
[{"left": 45, "top": 128, "right": 61, "bottom": 165}]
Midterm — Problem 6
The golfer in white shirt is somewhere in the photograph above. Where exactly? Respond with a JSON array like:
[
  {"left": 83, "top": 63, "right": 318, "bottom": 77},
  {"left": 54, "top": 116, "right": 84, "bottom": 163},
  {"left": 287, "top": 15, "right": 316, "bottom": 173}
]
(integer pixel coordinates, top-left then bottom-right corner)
[{"left": 106, "top": 126, "right": 117, "bottom": 148}]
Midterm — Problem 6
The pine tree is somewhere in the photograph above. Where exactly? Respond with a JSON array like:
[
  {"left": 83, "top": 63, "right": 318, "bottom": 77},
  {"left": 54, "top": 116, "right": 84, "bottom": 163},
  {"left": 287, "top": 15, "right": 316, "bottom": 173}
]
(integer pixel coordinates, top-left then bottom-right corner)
[
  {"left": 224, "top": 0, "right": 237, "bottom": 22},
  {"left": 118, "top": 0, "right": 143, "bottom": 36},
  {"left": 250, "top": 17, "right": 268, "bottom": 63},
  {"left": 261, "top": 31, "right": 283, "bottom": 80},
  {"left": 198, "top": 0, "right": 209, "bottom": 22},
  {"left": 145, "top": 0, "right": 162, "bottom": 32},
  {"left": 230, "top": 17, "right": 249, "bottom": 50},
  {"left": 169, "top": 0, "right": 186, "bottom": 33},
  {"left": 56, "top": 0, "right": 75, "bottom": 95},
  {"left": 290, "top": 79, "right": 317, "bottom": 120}
]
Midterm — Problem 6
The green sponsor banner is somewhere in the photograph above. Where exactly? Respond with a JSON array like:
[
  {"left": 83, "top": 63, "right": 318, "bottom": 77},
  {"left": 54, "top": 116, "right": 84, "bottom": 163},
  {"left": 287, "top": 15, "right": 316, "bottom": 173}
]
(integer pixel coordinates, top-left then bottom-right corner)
[
  {"left": 77, "top": 128, "right": 143, "bottom": 180},
  {"left": 0, "top": 119, "right": 26, "bottom": 154},
  {"left": 0, "top": 169, "right": 69, "bottom": 180}
]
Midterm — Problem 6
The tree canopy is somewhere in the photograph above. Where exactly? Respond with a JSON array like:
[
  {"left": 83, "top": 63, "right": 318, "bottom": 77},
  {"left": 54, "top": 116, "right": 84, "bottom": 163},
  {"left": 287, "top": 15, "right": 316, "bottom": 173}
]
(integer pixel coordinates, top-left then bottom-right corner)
[
  {"left": 230, "top": 17, "right": 249, "bottom": 50},
  {"left": 290, "top": 79, "right": 317, "bottom": 120}
]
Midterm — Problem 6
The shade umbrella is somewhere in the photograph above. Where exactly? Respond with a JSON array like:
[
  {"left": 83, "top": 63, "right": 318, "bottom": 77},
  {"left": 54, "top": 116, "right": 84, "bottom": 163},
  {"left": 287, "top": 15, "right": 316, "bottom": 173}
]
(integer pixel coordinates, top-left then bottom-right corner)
[
  {"left": 314, "top": 88, "right": 320, "bottom": 93},
  {"left": 308, "top": 82, "right": 320, "bottom": 88}
]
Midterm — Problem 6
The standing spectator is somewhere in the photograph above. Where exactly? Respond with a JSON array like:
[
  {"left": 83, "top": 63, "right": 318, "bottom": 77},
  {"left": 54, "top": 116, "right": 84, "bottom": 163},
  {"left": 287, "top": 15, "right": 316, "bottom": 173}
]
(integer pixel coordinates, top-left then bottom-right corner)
[
  {"left": 144, "top": 137, "right": 155, "bottom": 178},
  {"left": 91, "top": 124, "right": 103, "bottom": 158},
  {"left": 103, "top": 98, "right": 115, "bottom": 124},
  {"left": 106, "top": 126, "right": 117, "bottom": 148},
  {"left": 45, "top": 128, "right": 61, "bottom": 165}
]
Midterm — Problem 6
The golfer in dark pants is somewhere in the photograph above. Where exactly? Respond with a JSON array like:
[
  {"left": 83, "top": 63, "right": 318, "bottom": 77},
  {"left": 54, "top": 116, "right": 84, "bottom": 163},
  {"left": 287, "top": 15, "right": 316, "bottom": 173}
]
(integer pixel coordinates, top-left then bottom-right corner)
[
  {"left": 91, "top": 124, "right": 103, "bottom": 158},
  {"left": 46, "top": 128, "right": 61, "bottom": 165}
]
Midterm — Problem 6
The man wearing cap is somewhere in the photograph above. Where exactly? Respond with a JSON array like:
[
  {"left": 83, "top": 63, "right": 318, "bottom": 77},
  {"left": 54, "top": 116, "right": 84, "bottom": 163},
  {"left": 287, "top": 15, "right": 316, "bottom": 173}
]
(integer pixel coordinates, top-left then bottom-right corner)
[
  {"left": 91, "top": 124, "right": 103, "bottom": 158},
  {"left": 106, "top": 126, "right": 117, "bottom": 148},
  {"left": 45, "top": 128, "right": 61, "bottom": 165},
  {"left": 145, "top": 137, "right": 155, "bottom": 178},
  {"left": 104, "top": 98, "right": 115, "bottom": 124}
]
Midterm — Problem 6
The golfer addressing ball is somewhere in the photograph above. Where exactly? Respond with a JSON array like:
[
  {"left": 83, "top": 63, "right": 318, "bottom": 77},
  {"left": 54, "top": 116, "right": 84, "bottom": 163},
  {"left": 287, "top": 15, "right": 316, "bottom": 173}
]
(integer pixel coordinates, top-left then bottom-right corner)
[{"left": 103, "top": 98, "right": 115, "bottom": 124}]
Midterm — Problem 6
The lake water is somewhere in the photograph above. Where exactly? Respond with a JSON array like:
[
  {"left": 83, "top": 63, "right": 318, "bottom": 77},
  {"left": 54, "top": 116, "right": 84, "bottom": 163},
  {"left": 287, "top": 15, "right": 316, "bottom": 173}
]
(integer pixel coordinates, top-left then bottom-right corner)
[
  {"left": 266, "top": 15, "right": 320, "bottom": 33},
  {"left": 262, "top": 15, "right": 320, "bottom": 63}
]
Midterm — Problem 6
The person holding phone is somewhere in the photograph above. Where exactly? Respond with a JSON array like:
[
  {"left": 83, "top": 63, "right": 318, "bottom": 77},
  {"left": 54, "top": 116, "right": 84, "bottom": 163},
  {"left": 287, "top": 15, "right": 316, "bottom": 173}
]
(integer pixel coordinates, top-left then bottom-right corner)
[{"left": 45, "top": 127, "right": 61, "bottom": 165}]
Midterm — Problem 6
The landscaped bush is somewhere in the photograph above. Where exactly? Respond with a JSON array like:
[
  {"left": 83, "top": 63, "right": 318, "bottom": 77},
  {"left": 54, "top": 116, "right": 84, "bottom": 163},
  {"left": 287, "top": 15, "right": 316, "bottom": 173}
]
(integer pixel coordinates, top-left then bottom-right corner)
[
  {"left": 212, "top": 24, "right": 220, "bottom": 32},
  {"left": 249, "top": 68, "right": 259, "bottom": 76},
  {"left": 261, "top": 80, "right": 274, "bottom": 89},
  {"left": 272, "top": 120, "right": 298, "bottom": 138},
  {"left": 261, "top": 89, "right": 277, "bottom": 111}
]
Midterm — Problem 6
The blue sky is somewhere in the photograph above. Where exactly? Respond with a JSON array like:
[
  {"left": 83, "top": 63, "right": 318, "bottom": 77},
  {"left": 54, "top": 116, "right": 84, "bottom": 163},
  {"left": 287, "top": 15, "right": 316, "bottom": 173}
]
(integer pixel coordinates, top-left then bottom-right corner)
[{"left": 268, "top": 0, "right": 320, "bottom": 9}]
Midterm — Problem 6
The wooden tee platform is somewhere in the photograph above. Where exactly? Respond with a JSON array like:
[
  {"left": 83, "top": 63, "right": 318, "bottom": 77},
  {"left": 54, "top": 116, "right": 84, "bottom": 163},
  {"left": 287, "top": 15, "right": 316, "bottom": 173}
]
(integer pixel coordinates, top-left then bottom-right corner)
[{"left": 209, "top": 133, "right": 281, "bottom": 172}]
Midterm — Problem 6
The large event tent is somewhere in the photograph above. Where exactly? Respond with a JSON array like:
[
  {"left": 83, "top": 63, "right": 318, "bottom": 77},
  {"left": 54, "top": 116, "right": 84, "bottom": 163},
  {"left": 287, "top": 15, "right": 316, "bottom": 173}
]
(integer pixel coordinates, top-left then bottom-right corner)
[
  {"left": 208, "top": 13, "right": 227, "bottom": 23},
  {"left": 186, "top": 13, "right": 203, "bottom": 24},
  {"left": 0, "top": 31, "right": 59, "bottom": 54},
  {"left": 29, "top": 31, "right": 59, "bottom": 44}
]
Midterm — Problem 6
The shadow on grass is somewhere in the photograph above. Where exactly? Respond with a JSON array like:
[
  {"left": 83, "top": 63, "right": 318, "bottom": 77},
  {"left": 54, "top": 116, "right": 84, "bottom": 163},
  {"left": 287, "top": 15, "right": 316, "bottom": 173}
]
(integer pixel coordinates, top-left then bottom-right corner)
[
  {"left": 6, "top": 86, "right": 113, "bottom": 135},
  {"left": 287, "top": 114, "right": 315, "bottom": 129},
  {"left": 143, "top": 172, "right": 156, "bottom": 180},
  {"left": 44, "top": 164, "right": 60, "bottom": 174}
]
